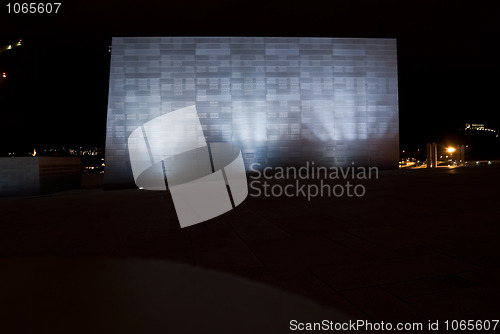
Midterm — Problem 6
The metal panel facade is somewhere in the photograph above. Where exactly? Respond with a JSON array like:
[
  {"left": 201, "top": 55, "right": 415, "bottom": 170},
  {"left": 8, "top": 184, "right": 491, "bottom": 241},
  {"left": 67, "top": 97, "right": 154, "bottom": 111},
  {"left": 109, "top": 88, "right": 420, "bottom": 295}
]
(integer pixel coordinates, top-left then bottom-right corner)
[{"left": 105, "top": 37, "right": 399, "bottom": 188}]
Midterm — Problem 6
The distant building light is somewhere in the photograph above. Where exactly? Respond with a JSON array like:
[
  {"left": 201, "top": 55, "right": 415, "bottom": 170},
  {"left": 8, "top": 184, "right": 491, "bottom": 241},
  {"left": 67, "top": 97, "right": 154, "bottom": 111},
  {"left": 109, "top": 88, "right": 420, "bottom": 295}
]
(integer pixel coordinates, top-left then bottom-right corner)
[{"left": 465, "top": 123, "right": 490, "bottom": 131}]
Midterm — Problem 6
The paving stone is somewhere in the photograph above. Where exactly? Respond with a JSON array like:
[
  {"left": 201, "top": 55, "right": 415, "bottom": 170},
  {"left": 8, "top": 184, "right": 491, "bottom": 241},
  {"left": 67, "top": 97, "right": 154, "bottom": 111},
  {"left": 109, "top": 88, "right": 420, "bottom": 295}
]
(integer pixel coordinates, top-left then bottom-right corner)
[
  {"left": 381, "top": 274, "right": 478, "bottom": 298},
  {"left": 249, "top": 235, "right": 369, "bottom": 274},
  {"left": 459, "top": 268, "right": 500, "bottom": 292},
  {"left": 313, "top": 254, "right": 478, "bottom": 291},
  {"left": 255, "top": 271, "right": 368, "bottom": 319},
  {"left": 340, "top": 286, "right": 429, "bottom": 322},
  {"left": 405, "top": 286, "right": 500, "bottom": 319}
]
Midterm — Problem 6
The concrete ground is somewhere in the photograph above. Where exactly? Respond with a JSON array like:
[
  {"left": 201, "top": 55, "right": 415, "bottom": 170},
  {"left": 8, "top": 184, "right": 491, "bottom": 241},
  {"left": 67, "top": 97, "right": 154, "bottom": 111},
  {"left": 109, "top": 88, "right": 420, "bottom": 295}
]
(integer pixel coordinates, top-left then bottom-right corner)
[{"left": 0, "top": 166, "right": 499, "bottom": 332}]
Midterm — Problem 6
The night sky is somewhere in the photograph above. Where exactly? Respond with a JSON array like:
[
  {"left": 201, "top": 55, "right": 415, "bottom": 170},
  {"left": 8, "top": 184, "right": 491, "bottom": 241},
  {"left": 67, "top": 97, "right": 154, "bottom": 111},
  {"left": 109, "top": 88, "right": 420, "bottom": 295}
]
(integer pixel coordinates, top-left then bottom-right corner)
[{"left": 1, "top": 0, "right": 499, "bottom": 154}]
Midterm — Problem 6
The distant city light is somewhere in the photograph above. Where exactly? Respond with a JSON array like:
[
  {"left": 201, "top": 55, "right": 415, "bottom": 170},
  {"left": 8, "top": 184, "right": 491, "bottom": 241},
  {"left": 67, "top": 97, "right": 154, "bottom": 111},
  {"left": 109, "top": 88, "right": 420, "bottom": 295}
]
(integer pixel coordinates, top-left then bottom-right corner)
[
  {"left": 0, "top": 39, "right": 22, "bottom": 55},
  {"left": 464, "top": 123, "right": 497, "bottom": 133},
  {"left": 446, "top": 147, "right": 456, "bottom": 154},
  {"left": 2, "top": 72, "right": 6, "bottom": 78}
]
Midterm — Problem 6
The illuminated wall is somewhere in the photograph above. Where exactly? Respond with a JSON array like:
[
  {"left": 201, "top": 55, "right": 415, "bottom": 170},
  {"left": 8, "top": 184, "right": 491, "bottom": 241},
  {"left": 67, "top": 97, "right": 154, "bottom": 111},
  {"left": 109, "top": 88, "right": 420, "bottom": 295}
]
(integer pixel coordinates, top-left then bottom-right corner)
[{"left": 105, "top": 37, "right": 399, "bottom": 188}]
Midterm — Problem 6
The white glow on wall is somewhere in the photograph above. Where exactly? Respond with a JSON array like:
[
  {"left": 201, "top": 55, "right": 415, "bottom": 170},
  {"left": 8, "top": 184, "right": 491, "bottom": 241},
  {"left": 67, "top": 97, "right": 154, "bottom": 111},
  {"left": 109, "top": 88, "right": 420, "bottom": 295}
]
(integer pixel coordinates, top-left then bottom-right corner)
[{"left": 105, "top": 37, "right": 399, "bottom": 188}]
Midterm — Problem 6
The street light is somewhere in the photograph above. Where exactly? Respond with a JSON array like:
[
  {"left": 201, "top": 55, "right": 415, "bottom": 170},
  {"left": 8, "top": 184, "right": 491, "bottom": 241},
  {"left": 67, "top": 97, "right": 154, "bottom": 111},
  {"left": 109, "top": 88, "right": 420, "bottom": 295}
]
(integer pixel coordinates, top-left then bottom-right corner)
[{"left": 446, "top": 147, "right": 456, "bottom": 165}]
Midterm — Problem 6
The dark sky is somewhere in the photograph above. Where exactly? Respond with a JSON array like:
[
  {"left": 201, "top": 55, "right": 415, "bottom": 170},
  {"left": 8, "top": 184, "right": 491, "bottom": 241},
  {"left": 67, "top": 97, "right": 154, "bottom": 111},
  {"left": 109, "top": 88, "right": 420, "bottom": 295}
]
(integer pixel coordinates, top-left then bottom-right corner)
[{"left": 0, "top": 0, "right": 499, "bottom": 153}]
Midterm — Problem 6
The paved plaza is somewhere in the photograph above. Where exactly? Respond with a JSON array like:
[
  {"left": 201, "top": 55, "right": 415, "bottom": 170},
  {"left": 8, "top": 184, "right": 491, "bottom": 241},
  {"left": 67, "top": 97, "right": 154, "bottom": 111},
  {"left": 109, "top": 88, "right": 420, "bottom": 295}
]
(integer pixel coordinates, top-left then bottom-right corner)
[{"left": 1, "top": 166, "right": 499, "bottom": 332}]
